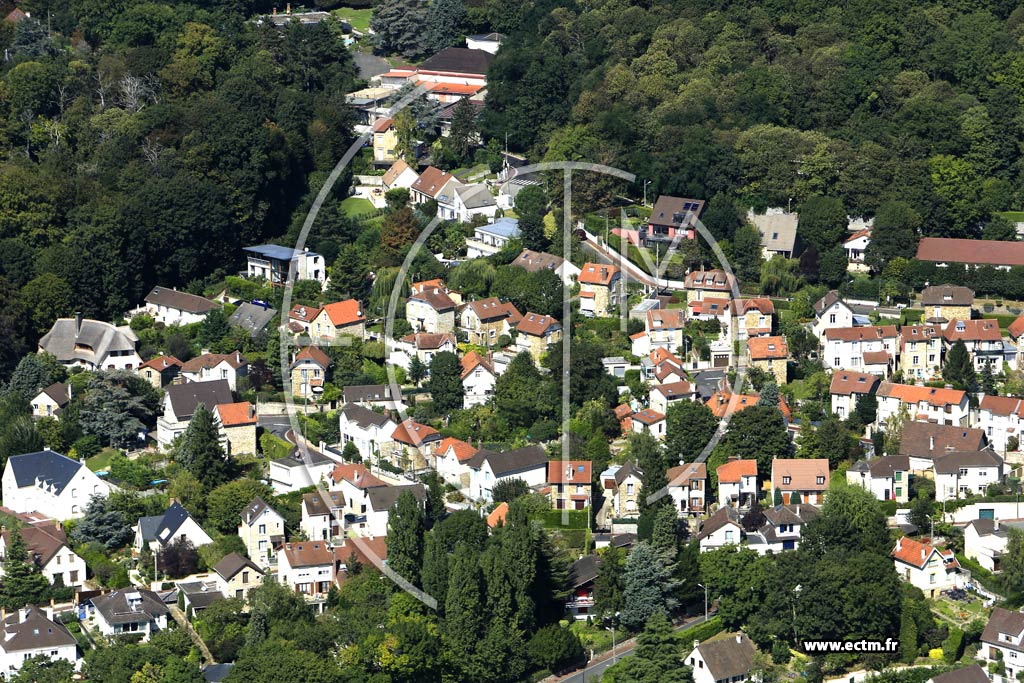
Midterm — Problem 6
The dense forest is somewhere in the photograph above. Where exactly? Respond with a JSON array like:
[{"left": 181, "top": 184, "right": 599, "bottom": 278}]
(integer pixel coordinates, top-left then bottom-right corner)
[{"left": 485, "top": 0, "right": 1024, "bottom": 234}]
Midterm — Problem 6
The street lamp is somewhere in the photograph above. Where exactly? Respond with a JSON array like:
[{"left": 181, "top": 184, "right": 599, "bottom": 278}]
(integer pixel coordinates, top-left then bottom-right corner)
[
  {"left": 791, "top": 584, "right": 802, "bottom": 644},
  {"left": 697, "top": 583, "right": 709, "bottom": 622},
  {"left": 643, "top": 180, "right": 652, "bottom": 208},
  {"left": 604, "top": 612, "right": 621, "bottom": 664}
]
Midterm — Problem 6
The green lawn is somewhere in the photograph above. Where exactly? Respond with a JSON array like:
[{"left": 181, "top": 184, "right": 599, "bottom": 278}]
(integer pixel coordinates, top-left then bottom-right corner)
[
  {"left": 997, "top": 211, "right": 1024, "bottom": 223},
  {"left": 331, "top": 6, "right": 372, "bottom": 33},
  {"left": 340, "top": 196, "right": 375, "bottom": 217},
  {"left": 86, "top": 447, "right": 120, "bottom": 472}
]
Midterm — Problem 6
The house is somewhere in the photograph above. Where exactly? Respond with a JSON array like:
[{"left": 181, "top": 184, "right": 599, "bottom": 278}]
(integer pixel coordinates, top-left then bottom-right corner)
[
  {"left": 599, "top": 463, "right": 643, "bottom": 522},
  {"left": 666, "top": 462, "right": 707, "bottom": 517},
  {"left": 30, "top": 382, "right": 70, "bottom": 419},
  {"left": 928, "top": 665, "right": 991, "bottom": 683},
  {"left": 900, "top": 324, "right": 945, "bottom": 381},
  {"left": 337, "top": 403, "right": 397, "bottom": 461},
  {"left": 684, "top": 269, "right": 736, "bottom": 301},
  {"left": 547, "top": 461, "right": 592, "bottom": 510},
  {"left": 38, "top": 315, "right": 141, "bottom": 371},
  {"left": 515, "top": 312, "right": 562, "bottom": 363},
  {"left": 135, "top": 501, "right": 214, "bottom": 552},
  {"left": 237, "top": 496, "right": 285, "bottom": 567},
  {"left": 433, "top": 436, "right": 478, "bottom": 487},
  {"left": 393, "top": 332, "right": 458, "bottom": 371},
  {"left": 916, "top": 237, "right": 1024, "bottom": 270},
  {"left": 706, "top": 390, "right": 792, "bottom": 422},
  {"left": 978, "top": 395, "right": 1024, "bottom": 452},
  {"left": 467, "top": 445, "right": 548, "bottom": 502},
  {"left": 829, "top": 370, "right": 880, "bottom": 420},
  {"left": 891, "top": 536, "right": 961, "bottom": 597},
  {"left": 287, "top": 304, "right": 321, "bottom": 334},
  {"left": 371, "top": 116, "right": 397, "bottom": 162},
  {"left": 686, "top": 633, "right": 756, "bottom": 683},
  {"left": 410, "top": 166, "right": 461, "bottom": 209},
  {"left": 460, "top": 297, "right": 522, "bottom": 345},
  {"left": 406, "top": 279, "right": 458, "bottom": 334},
  {"left": 649, "top": 381, "right": 698, "bottom": 415},
  {"left": 278, "top": 541, "right": 334, "bottom": 602},
  {"left": 733, "top": 298, "right": 775, "bottom": 341},
  {"left": 289, "top": 346, "right": 331, "bottom": 399},
  {"left": 0, "top": 606, "right": 78, "bottom": 676},
  {"left": 2, "top": 449, "right": 113, "bottom": 520},
  {"left": 566, "top": 554, "right": 599, "bottom": 621},
  {"left": 413, "top": 46, "right": 493, "bottom": 88},
  {"left": 342, "top": 384, "right": 404, "bottom": 410},
  {"left": 228, "top": 302, "right": 277, "bottom": 337},
  {"left": 268, "top": 446, "right": 336, "bottom": 493},
  {"left": 3, "top": 8, "right": 29, "bottom": 24},
  {"left": 771, "top": 458, "right": 829, "bottom": 505},
  {"left": 812, "top": 291, "right": 858, "bottom": 340},
  {"left": 140, "top": 286, "right": 220, "bottom": 326},
  {"left": 310, "top": 299, "right": 366, "bottom": 341},
  {"left": 981, "top": 607, "right": 1024, "bottom": 683},
  {"left": 465, "top": 218, "right": 521, "bottom": 258},
  {"left": 214, "top": 553, "right": 264, "bottom": 601},
  {"left": 921, "top": 285, "right": 974, "bottom": 323},
  {"left": 716, "top": 458, "right": 758, "bottom": 509},
  {"left": 630, "top": 408, "right": 666, "bottom": 440},
  {"left": 578, "top": 263, "right": 623, "bottom": 318},
  {"left": 461, "top": 350, "right": 498, "bottom": 408},
  {"left": 513, "top": 250, "right": 581, "bottom": 286},
  {"left": 695, "top": 506, "right": 743, "bottom": 552},
  {"left": 748, "top": 208, "right": 799, "bottom": 258},
  {"left": 846, "top": 455, "right": 911, "bottom": 502},
  {"left": 157, "top": 380, "right": 233, "bottom": 448},
  {"left": 642, "top": 195, "right": 705, "bottom": 244},
  {"left": 214, "top": 402, "right": 257, "bottom": 455},
  {"left": 382, "top": 159, "right": 419, "bottom": 191},
  {"left": 301, "top": 490, "right": 346, "bottom": 542},
  {"left": 453, "top": 183, "right": 498, "bottom": 223},
  {"left": 641, "top": 347, "right": 686, "bottom": 384},
  {"left": 747, "top": 503, "right": 820, "bottom": 555},
  {"left": 466, "top": 32, "right": 504, "bottom": 53},
  {"left": 638, "top": 309, "right": 685, "bottom": 356},
  {"left": 90, "top": 589, "right": 169, "bottom": 641},
  {"left": 898, "top": 421, "right": 987, "bottom": 465},
  {"left": 179, "top": 352, "right": 248, "bottom": 391},
  {"left": 333, "top": 536, "right": 389, "bottom": 587},
  {"left": 821, "top": 326, "right": 897, "bottom": 375},
  {"left": 747, "top": 336, "right": 789, "bottom": 385},
  {"left": 137, "top": 355, "right": 182, "bottom": 389},
  {"left": 932, "top": 449, "right": 1004, "bottom": 501},
  {"left": 844, "top": 230, "right": 870, "bottom": 267},
  {"left": 487, "top": 502, "right": 509, "bottom": 528},
  {"left": 385, "top": 419, "right": 441, "bottom": 470},
  {"left": 877, "top": 382, "right": 971, "bottom": 428},
  {"left": 942, "top": 319, "right": 1008, "bottom": 372},
  {"left": 244, "top": 244, "right": 326, "bottom": 286},
  {"left": 0, "top": 521, "right": 86, "bottom": 588},
  {"left": 358, "top": 484, "right": 426, "bottom": 538},
  {"left": 963, "top": 519, "right": 1021, "bottom": 572}
]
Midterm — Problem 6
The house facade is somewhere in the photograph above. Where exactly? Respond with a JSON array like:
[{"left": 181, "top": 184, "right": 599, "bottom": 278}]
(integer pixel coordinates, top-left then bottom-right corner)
[
  {"left": 932, "top": 450, "right": 1004, "bottom": 501},
  {"left": 547, "top": 461, "right": 592, "bottom": 511},
  {"left": 771, "top": 458, "right": 828, "bottom": 505},
  {"left": 2, "top": 449, "right": 113, "bottom": 520},
  {"left": 747, "top": 336, "right": 789, "bottom": 385},
  {"left": 899, "top": 324, "right": 944, "bottom": 381},
  {"left": 716, "top": 458, "right": 758, "bottom": 509},
  {"left": 237, "top": 496, "right": 285, "bottom": 567},
  {"left": 38, "top": 316, "right": 141, "bottom": 371},
  {"left": 179, "top": 352, "right": 248, "bottom": 391},
  {"left": 578, "top": 263, "right": 622, "bottom": 318},
  {"left": 460, "top": 298, "right": 522, "bottom": 345},
  {"left": 465, "top": 218, "right": 520, "bottom": 258},
  {"left": 90, "top": 589, "right": 169, "bottom": 641},
  {"left": 892, "top": 536, "right": 961, "bottom": 597},
  {"left": 406, "top": 279, "right": 458, "bottom": 334},
  {"left": 876, "top": 382, "right": 970, "bottom": 428},
  {"left": 140, "top": 286, "right": 220, "bottom": 326},
  {"left": 310, "top": 300, "right": 366, "bottom": 342},
  {"left": 467, "top": 446, "right": 548, "bottom": 503},
  {"left": 666, "top": 462, "right": 707, "bottom": 517},
  {"left": 290, "top": 346, "right": 331, "bottom": 399},
  {"left": 829, "top": 370, "right": 880, "bottom": 420}
]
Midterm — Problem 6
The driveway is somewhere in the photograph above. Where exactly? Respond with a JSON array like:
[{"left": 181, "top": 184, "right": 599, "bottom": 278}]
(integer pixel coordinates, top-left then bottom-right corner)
[{"left": 352, "top": 49, "right": 390, "bottom": 80}]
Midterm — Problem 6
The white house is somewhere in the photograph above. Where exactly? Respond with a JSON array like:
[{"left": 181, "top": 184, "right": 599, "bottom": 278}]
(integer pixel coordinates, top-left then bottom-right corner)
[
  {"left": 138, "top": 286, "right": 220, "bottom": 326},
  {"left": 649, "top": 381, "right": 699, "bottom": 415},
  {"left": 134, "top": 501, "right": 214, "bottom": 552},
  {"left": 747, "top": 503, "right": 820, "bottom": 555},
  {"left": 963, "top": 518, "right": 1020, "bottom": 572},
  {"left": 278, "top": 542, "right": 335, "bottom": 602},
  {"left": 268, "top": 447, "right": 337, "bottom": 494},
  {"left": 695, "top": 506, "right": 743, "bottom": 552},
  {"left": 30, "top": 382, "right": 71, "bottom": 419},
  {"left": 243, "top": 244, "right": 327, "bottom": 286},
  {"left": 467, "top": 446, "right": 548, "bottom": 502},
  {"left": 157, "top": 379, "right": 233, "bottom": 449},
  {"left": 876, "top": 382, "right": 970, "bottom": 428},
  {"left": 214, "top": 553, "right": 265, "bottom": 602},
  {"left": 978, "top": 395, "right": 1024, "bottom": 453},
  {"left": 0, "top": 522, "right": 86, "bottom": 588},
  {"left": 892, "top": 536, "right": 962, "bottom": 598},
  {"left": 338, "top": 403, "right": 397, "bottom": 461},
  {"left": 2, "top": 449, "right": 114, "bottom": 520},
  {"left": 812, "top": 291, "right": 858, "bottom": 341},
  {"left": 382, "top": 159, "right": 419, "bottom": 192},
  {"left": 716, "top": 458, "right": 758, "bottom": 509},
  {"left": 943, "top": 319, "right": 1011, "bottom": 372},
  {"left": 406, "top": 279, "right": 459, "bottom": 334},
  {"left": 362, "top": 484, "right": 427, "bottom": 537},
  {"left": 465, "top": 218, "right": 520, "bottom": 258},
  {"left": 822, "top": 326, "right": 898, "bottom": 374},
  {"left": 300, "top": 490, "right": 346, "bottom": 542},
  {"left": 466, "top": 32, "right": 504, "bottom": 53},
  {"left": 391, "top": 332, "right": 458, "bottom": 372},
  {"left": 630, "top": 408, "right": 666, "bottom": 441},
  {"left": 771, "top": 458, "right": 828, "bottom": 506},
  {"left": 454, "top": 183, "right": 498, "bottom": 223},
  {"left": 635, "top": 309, "right": 685, "bottom": 357},
  {"left": 845, "top": 455, "right": 911, "bottom": 503},
  {"left": 686, "top": 633, "right": 756, "bottom": 683},
  {"left": 0, "top": 607, "right": 78, "bottom": 676},
  {"left": 38, "top": 316, "right": 141, "bottom": 372},
  {"left": 432, "top": 437, "right": 478, "bottom": 487},
  {"left": 900, "top": 324, "right": 945, "bottom": 381},
  {"left": 237, "top": 496, "right": 285, "bottom": 567},
  {"left": 179, "top": 352, "right": 248, "bottom": 391},
  {"left": 844, "top": 230, "right": 870, "bottom": 267},
  {"left": 513, "top": 249, "right": 581, "bottom": 286},
  {"left": 90, "top": 589, "right": 169, "bottom": 641},
  {"left": 829, "top": 370, "right": 880, "bottom": 420},
  {"left": 665, "top": 462, "right": 707, "bottom": 517},
  {"left": 932, "top": 449, "right": 1004, "bottom": 502},
  {"left": 982, "top": 608, "right": 1024, "bottom": 683},
  {"left": 461, "top": 351, "right": 498, "bottom": 408}
]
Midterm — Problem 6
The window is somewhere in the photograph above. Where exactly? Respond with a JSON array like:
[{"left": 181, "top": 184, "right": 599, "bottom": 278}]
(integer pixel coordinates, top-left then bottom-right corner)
[
  {"left": 724, "top": 530, "right": 734, "bottom": 542},
  {"left": 782, "top": 476, "right": 791, "bottom": 485},
  {"left": 70, "top": 571, "right": 78, "bottom": 583},
  {"left": 71, "top": 505, "right": 79, "bottom": 514},
  {"left": 71, "top": 488, "right": 77, "bottom": 498},
  {"left": 626, "top": 483, "right": 635, "bottom": 495},
  {"left": 929, "top": 573, "right": 936, "bottom": 584},
  {"left": 913, "top": 356, "right": 919, "bottom": 365},
  {"left": 959, "top": 468, "right": 968, "bottom": 477},
  {"left": 829, "top": 314, "right": 836, "bottom": 323},
  {"left": 816, "top": 476, "right": 825, "bottom": 485},
  {"left": 895, "top": 487, "right": 902, "bottom": 498},
  {"left": 236, "top": 589, "right": 244, "bottom": 599},
  {"left": 242, "top": 571, "right": 249, "bottom": 583},
  {"left": 833, "top": 357, "right": 840, "bottom": 367},
  {"left": 258, "top": 524, "right": 266, "bottom": 534},
  {"left": 895, "top": 471, "right": 902, "bottom": 482}
]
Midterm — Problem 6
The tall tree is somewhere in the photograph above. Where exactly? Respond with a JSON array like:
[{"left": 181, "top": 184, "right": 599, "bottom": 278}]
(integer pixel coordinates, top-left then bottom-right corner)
[
  {"left": 719, "top": 405, "right": 791, "bottom": 478},
  {"left": 0, "top": 529, "right": 51, "bottom": 610},
  {"left": 732, "top": 224, "right": 764, "bottom": 284},
  {"left": 1003, "top": 528, "right": 1024, "bottom": 593},
  {"left": 423, "top": 0, "right": 467, "bottom": 55},
  {"left": 620, "top": 541, "right": 678, "bottom": 631},
  {"left": 757, "top": 382, "right": 780, "bottom": 408},
  {"left": 426, "top": 351, "right": 464, "bottom": 412},
  {"left": 594, "top": 543, "right": 626, "bottom": 617},
  {"left": 603, "top": 612, "right": 694, "bottom": 683},
  {"left": 408, "top": 356, "right": 427, "bottom": 386},
  {"left": 448, "top": 97, "right": 478, "bottom": 163},
  {"left": 387, "top": 490, "right": 426, "bottom": 586},
  {"left": 865, "top": 201, "right": 921, "bottom": 273},
  {"left": 664, "top": 400, "right": 718, "bottom": 463},
  {"left": 443, "top": 543, "right": 485, "bottom": 681},
  {"left": 380, "top": 206, "right": 419, "bottom": 266},
  {"left": 797, "top": 196, "right": 846, "bottom": 253},
  {"left": 514, "top": 185, "right": 548, "bottom": 252},
  {"left": 370, "top": 0, "right": 428, "bottom": 59},
  {"left": 943, "top": 340, "right": 976, "bottom": 390},
  {"left": 393, "top": 108, "right": 418, "bottom": 160},
  {"left": 325, "top": 244, "right": 369, "bottom": 301},
  {"left": 175, "top": 404, "right": 232, "bottom": 490},
  {"left": 78, "top": 371, "right": 156, "bottom": 448}
]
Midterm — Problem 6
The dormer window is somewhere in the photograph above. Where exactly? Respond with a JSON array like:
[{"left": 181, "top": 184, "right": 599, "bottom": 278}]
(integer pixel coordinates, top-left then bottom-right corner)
[{"left": 782, "top": 476, "right": 791, "bottom": 485}]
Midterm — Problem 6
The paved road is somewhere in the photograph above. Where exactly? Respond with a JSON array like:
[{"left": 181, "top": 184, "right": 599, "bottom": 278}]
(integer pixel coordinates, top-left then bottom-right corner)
[
  {"left": 550, "top": 611, "right": 716, "bottom": 683},
  {"left": 352, "top": 49, "right": 390, "bottom": 80},
  {"left": 258, "top": 415, "right": 294, "bottom": 442}
]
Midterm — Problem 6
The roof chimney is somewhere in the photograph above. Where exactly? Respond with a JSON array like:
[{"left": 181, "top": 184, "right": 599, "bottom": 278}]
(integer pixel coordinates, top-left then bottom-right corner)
[
  {"left": 929, "top": 435, "right": 935, "bottom": 451},
  {"left": 74, "top": 312, "right": 83, "bottom": 337},
  {"left": 736, "top": 634, "right": 742, "bottom": 644}
]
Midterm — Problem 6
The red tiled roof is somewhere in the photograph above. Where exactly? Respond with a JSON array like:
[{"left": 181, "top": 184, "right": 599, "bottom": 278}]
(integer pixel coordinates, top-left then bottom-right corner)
[
  {"left": 646, "top": 309, "right": 685, "bottom": 329},
  {"left": 632, "top": 408, "right": 665, "bottom": 425},
  {"left": 891, "top": 536, "right": 958, "bottom": 570},
  {"left": 330, "top": 463, "right": 386, "bottom": 488},
  {"left": 139, "top": 355, "right": 181, "bottom": 371},
  {"left": 614, "top": 404, "right": 633, "bottom": 419},
  {"left": 216, "top": 402, "right": 257, "bottom": 427},
  {"left": 321, "top": 299, "right": 365, "bottom": 327},
  {"left": 578, "top": 263, "right": 620, "bottom": 286},
  {"left": 943, "top": 319, "right": 1002, "bottom": 343},
  {"left": 979, "top": 395, "right": 1024, "bottom": 418},
  {"left": 917, "top": 237, "right": 1024, "bottom": 267},
  {"left": 652, "top": 381, "right": 695, "bottom": 399},
  {"left": 1010, "top": 315, "right": 1024, "bottom": 340},
  {"left": 666, "top": 462, "right": 706, "bottom": 486},
  {"left": 487, "top": 502, "right": 508, "bottom": 528},
  {"left": 863, "top": 350, "right": 890, "bottom": 365},
  {"left": 282, "top": 541, "right": 333, "bottom": 568},
  {"left": 289, "top": 304, "right": 321, "bottom": 323},
  {"left": 436, "top": 437, "right": 478, "bottom": 462},
  {"left": 411, "top": 166, "right": 457, "bottom": 198},
  {"left": 414, "top": 80, "right": 483, "bottom": 95},
  {"left": 548, "top": 461, "right": 592, "bottom": 484},
  {"left": 460, "top": 350, "right": 495, "bottom": 378},
  {"left": 845, "top": 229, "right": 870, "bottom": 243},
  {"left": 747, "top": 336, "right": 788, "bottom": 360},
  {"left": 650, "top": 348, "right": 682, "bottom": 367},
  {"left": 716, "top": 459, "right": 757, "bottom": 483},
  {"left": 383, "top": 159, "right": 415, "bottom": 187},
  {"left": 735, "top": 298, "right": 775, "bottom": 315},
  {"left": 706, "top": 391, "right": 792, "bottom": 419},
  {"left": 772, "top": 458, "right": 829, "bottom": 491},
  {"left": 688, "top": 298, "right": 731, "bottom": 316},
  {"left": 392, "top": 419, "right": 440, "bottom": 447},
  {"left": 899, "top": 324, "right": 943, "bottom": 350},
  {"left": 292, "top": 346, "right": 331, "bottom": 369},
  {"left": 829, "top": 371, "right": 880, "bottom": 396},
  {"left": 823, "top": 325, "right": 898, "bottom": 342},
  {"left": 372, "top": 117, "right": 393, "bottom": 133},
  {"left": 517, "top": 312, "right": 559, "bottom": 337},
  {"left": 878, "top": 382, "right": 966, "bottom": 408},
  {"left": 684, "top": 269, "right": 734, "bottom": 291}
]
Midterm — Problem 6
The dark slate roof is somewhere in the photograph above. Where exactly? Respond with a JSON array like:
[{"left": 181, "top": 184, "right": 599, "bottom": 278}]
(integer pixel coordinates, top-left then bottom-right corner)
[
  {"left": 693, "top": 370, "right": 727, "bottom": 401},
  {"left": 343, "top": 384, "right": 399, "bottom": 404},
  {"left": 92, "top": 589, "right": 169, "bottom": 625},
  {"left": 203, "top": 664, "right": 235, "bottom": 682},
  {"left": 6, "top": 450, "right": 83, "bottom": 494},
  {"left": 38, "top": 382, "right": 70, "bottom": 407},
  {"left": 614, "top": 461, "right": 642, "bottom": 486},
  {"left": 696, "top": 506, "right": 741, "bottom": 541},
  {"left": 340, "top": 402, "right": 395, "bottom": 428},
  {"left": 302, "top": 490, "right": 345, "bottom": 516},
  {"left": 695, "top": 634, "right": 756, "bottom": 681},
  {"left": 933, "top": 449, "right": 1003, "bottom": 474},
  {"left": 366, "top": 484, "right": 426, "bottom": 512},
  {"left": 762, "top": 503, "right": 819, "bottom": 527},
  {"left": 214, "top": 552, "right": 263, "bottom": 581},
  {"left": 228, "top": 302, "right": 277, "bottom": 336},
  {"left": 178, "top": 581, "right": 224, "bottom": 609},
  {"left": 929, "top": 665, "right": 989, "bottom": 683},
  {"left": 569, "top": 554, "right": 600, "bottom": 588},
  {"left": 240, "top": 496, "right": 279, "bottom": 525},
  {"left": 983, "top": 607, "right": 1024, "bottom": 651},
  {"left": 137, "top": 516, "right": 163, "bottom": 543},
  {"left": 0, "top": 607, "right": 77, "bottom": 652},
  {"left": 141, "top": 502, "right": 197, "bottom": 547},
  {"left": 467, "top": 445, "right": 548, "bottom": 477},
  {"left": 165, "top": 379, "right": 233, "bottom": 420},
  {"left": 271, "top": 447, "right": 335, "bottom": 469},
  {"left": 418, "top": 47, "right": 494, "bottom": 75},
  {"left": 813, "top": 290, "right": 843, "bottom": 316},
  {"left": 868, "top": 455, "right": 910, "bottom": 478},
  {"left": 899, "top": 422, "right": 987, "bottom": 458}
]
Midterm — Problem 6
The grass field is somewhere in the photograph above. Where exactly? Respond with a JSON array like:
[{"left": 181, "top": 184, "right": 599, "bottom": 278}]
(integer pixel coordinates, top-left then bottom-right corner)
[
  {"left": 340, "top": 196, "right": 375, "bottom": 217},
  {"left": 332, "top": 7, "right": 372, "bottom": 32},
  {"left": 86, "top": 448, "right": 120, "bottom": 472},
  {"left": 997, "top": 211, "right": 1024, "bottom": 223}
]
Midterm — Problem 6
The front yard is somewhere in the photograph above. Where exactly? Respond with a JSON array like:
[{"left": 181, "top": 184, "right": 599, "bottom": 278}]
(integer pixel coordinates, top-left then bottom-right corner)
[{"left": 930, "top": 592, "right": 990, "bottom": 629}]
